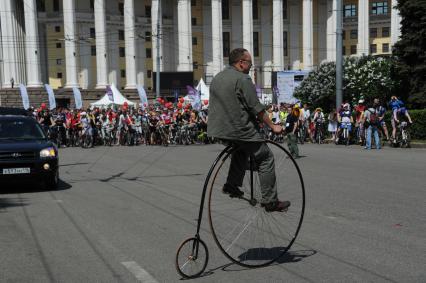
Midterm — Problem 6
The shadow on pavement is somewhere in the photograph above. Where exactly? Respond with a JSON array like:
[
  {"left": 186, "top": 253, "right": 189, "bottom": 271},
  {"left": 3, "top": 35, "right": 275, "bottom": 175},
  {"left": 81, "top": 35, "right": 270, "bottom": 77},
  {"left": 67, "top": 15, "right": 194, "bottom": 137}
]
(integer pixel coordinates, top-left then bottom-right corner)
[
  {"left": 185, "top": 249, "right": 316, "bottom": 280},
  {"left": 0, "top": 179, "right": 72, "bottom": 194},
  {"left": 0, "top": 197, "right": 29, "bottom": 210}
]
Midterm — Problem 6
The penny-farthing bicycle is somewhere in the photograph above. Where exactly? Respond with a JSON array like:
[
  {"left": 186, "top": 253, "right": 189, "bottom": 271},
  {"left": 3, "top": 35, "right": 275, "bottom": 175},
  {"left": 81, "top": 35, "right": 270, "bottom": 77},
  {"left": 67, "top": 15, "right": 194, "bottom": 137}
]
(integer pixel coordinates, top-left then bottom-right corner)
[{"left": 175, "top": 140, "right": 305, "bottom": 278}]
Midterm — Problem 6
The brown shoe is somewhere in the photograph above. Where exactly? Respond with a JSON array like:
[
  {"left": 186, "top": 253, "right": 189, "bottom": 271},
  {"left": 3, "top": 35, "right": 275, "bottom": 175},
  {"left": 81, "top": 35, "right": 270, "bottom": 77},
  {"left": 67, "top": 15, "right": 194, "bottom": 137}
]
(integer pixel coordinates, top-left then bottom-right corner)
[{"left": 262, "top": 200, "right": 291, "bottom": 212}]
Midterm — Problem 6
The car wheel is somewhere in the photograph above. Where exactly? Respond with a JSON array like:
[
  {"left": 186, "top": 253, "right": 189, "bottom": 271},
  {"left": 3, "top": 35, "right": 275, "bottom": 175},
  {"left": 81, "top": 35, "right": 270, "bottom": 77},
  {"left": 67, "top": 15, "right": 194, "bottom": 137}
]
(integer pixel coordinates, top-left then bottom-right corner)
[{"left": 45, "top": 170, "right": 59, "bottom": 190}]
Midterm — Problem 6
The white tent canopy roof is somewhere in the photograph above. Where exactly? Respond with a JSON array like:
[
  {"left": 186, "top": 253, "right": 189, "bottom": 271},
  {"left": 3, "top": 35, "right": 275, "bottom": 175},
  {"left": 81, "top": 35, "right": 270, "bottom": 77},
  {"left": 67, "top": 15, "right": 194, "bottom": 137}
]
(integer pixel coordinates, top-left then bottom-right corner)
[
  {"left": 90, "top": 84, "right": 135, "bottom": 108},
  {"left": 196, "top": 78, "right": 209, "bottom": 100}
]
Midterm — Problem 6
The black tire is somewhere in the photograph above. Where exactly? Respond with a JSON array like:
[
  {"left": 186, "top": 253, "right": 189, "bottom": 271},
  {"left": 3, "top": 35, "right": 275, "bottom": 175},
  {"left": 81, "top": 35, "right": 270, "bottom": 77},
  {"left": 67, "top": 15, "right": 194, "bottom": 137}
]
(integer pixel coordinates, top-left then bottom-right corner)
[
  {"left": 44, "top": 170, "right": 59, "bottom": 190},
  {"left": 175, "top": 237, "right": 209, "bottom": 279},
  {"left": 207, "top": 140, "right": 305, "bottom": 268}
]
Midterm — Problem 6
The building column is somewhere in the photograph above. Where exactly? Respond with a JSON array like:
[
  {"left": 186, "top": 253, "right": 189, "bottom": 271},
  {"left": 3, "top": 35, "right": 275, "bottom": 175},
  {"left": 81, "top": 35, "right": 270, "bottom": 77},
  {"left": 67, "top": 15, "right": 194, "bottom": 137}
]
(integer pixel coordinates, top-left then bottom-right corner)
[
  {"left": 0, "top": 0, "right": 25, "bottom": 87},
  {"left": 108, "top": 28, "right": 119, "bottom": 87},
  {"left": 357, "top": 0, "right": 369, "bottom": 56},
  {"left": 302, "top": 0, "right": 314, "bottom": 70},
  {"left": 272, "top": 0, "right": 284, "bottom": 71},
  {"left": 151, "top": 0, "right": 163, "bottom": 73},
  {"left": 78, "top": 25, "right": 91, "bottom": 89},
  {"left": 124, "top": 0, "right": 137, "bottom": 88},
  {"left": 94, "top": 0, "right": 108, "bottom": 88},
  {"left": 289, "top": 0, "right": 300, "bottom": 70},
  {"left": 23, "top": 0, "right": 42, "bottom": 87},
  {"left": 63, "top": 0, "right": 79, "bottom": 88},
  {"left": 261, "top": 0, "right": 272, "bottom": 87},
  {"left": 318, "top": 0, "right": 328, "bottom": 63},
  {"left": 211, "top": 0, "right": 223, "bottom": 76},
  {"left": 177, "top": 0, "right": 193, "bottom": 71},
  {"left": 136, "top": 32, "right": 145, "bottom": 85},
  {"left": 242, "top": 0, "right": 254, "bottom": 78},
  {"left": 242, "top": 0, "right": 254, "bottom": 56},
  {"left": 326, "top": 0, "right": 337, "bottom": 61},
  {"left": 390, "top": 0, "right": 401, "bottom": 48}
]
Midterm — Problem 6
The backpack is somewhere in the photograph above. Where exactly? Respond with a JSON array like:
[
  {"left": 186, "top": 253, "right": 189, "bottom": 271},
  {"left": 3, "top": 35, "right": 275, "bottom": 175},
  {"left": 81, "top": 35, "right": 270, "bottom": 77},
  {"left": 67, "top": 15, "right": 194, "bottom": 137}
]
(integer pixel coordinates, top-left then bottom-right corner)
[{"left": 367, "top": 109, "right": 378, "bottom": 127}]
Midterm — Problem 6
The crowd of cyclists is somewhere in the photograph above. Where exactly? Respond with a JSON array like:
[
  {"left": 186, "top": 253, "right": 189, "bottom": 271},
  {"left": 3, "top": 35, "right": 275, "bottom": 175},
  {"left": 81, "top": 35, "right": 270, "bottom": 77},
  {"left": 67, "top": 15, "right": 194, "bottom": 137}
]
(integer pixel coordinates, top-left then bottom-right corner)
[
  {"left": 29, "top": 95, "right": 413, "bottom": 150},
  {"left": 32, "top": 102, "right": 210, "bottom": 148}
]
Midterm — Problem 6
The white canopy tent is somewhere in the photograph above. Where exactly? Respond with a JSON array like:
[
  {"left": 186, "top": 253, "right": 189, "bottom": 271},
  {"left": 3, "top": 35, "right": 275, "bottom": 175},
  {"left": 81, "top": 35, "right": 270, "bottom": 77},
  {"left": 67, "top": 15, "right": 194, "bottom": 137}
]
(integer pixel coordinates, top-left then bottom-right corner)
[
  {"left": 196, "top": 78, "right": 209, "bottom": 101},
  {"left": 90, "top": 84, "right": 136, "bottom": 108}
]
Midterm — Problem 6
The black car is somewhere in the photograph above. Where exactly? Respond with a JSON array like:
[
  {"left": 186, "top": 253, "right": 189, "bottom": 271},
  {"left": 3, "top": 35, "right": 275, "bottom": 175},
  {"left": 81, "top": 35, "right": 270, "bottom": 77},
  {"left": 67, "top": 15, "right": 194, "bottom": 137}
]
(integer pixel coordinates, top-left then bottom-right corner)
[{"left": 0, "top": 114, "right": 59, "bottom": 189}]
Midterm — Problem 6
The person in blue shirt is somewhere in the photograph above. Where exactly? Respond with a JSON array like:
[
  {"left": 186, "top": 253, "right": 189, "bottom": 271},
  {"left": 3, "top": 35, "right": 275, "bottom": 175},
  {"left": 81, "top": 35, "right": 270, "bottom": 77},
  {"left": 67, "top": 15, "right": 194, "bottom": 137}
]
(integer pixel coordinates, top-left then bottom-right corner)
[{"left": 389, "top": 96, "right": 413, "bottom": 142}]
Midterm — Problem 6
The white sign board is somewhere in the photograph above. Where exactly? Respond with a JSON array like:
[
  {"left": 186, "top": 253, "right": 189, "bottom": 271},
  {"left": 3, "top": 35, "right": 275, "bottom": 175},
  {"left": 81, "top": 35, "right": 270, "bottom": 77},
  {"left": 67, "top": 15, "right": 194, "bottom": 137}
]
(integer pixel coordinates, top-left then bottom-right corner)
[{"left": 276, "top": 72, "right": 296, "bottom": 104}]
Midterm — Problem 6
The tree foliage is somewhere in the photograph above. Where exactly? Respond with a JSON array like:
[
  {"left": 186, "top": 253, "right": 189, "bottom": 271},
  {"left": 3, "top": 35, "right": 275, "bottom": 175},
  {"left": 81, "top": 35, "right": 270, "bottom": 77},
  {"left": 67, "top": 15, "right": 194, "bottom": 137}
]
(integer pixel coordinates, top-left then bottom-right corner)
[
  {"left": 393, "top": 0, "right": 426, "bottom": 108},
  {"left": 294, "top": 56, "right": 396, "bottom": 112}
]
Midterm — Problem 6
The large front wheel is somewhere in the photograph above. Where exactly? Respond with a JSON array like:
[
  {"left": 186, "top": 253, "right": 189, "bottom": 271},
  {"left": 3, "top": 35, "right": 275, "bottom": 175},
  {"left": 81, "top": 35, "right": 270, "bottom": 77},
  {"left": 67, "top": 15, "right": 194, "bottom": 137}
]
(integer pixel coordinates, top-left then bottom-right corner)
[{"left": 207, "top": 141, "right": 305, "bottom": 268}]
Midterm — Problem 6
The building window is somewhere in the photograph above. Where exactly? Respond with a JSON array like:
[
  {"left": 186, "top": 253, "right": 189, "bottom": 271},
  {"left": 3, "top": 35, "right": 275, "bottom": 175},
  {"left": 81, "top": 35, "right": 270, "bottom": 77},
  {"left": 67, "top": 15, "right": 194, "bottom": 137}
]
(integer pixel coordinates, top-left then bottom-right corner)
[
  {"left": 53, "top": 0, "right": 59, "bottom": 12},
  {"left": 57, "top": 72, "right": 62, "bottom": 79},
  {"left": 370, "top": 28, "right": 378, "bottom": 38},
  {"left": 192, "top": 37, "right": 198, "bottom": 45},
  {"left": 147, "top": 70, "right": 152, "bottom": 78},
  {"left": 382, "top": 43, "right": 389, "bottom": 53},
  {"left": 56, "top": 43, "right": 61, "bottom": 48},
  {"left": 350, "top": 45, "right": 357, "bottom": 54},
  {"left": 223, "top": 32, "right": 230, "bottom": 57},
  {"left": 145, "top": 31, "right": 151, "bottom": 41},
  {"left": 91, "top": 45, "right": 96, "bottom": 56},
  {"left": 90, "top": 28, "right": 96, "bottom": 39},
  {"left": 191, "top": 0, "right": 196, "bottom": 6},
  {"left": 222, "top": 0, "right": 230, "bottom": 20},
  {"left": 146, "top": 48, "right": 152, "bottom": 58},
  {"left": 283, "top": 31, "right": 288, "bottom": 57},
  {"left": 370, "top": 44, "right": 377, "bottom": 54},
  {"left": 90, "top": 0, "right": 94, "bottom": 11},
  {"left": 118, "top": 3, "right": 124, "bottom": 16},
  {"left": 37, "top": 0, "right": 46, "bottom": 12},
  {"left": 56, "top": 59, "right": 62, "bottom": 65},
  {"left": 372, "top": 2, "right": 388, "bottom": 15},
  {"left": 119, "top": 30, "right": 124, "bottom": 40},
  {"left": 253, "top": 0, "right": 259, "bottom": 20},
  {"left": 283, "top": 0, "right": 288, "bottom": 20},
  {"left": 342, "top": 30, "right": 346, "bottom": 40},
  {"left": 382, "top": 26, "right": 390, "bottom": 37},
  {"left": 121, "top": 70, "right": 126, "bottom": 78},
  {"left": 193, "top": 61, "right": 198, "bottom": 69},
  {"left": 344, "top": 4, "right": 356, "bottom": 17},
  {"left": 145, "top": 6, "right": 151, "bottom": 18},
  {"left": 119, "top": 47, "right": 125, "bottom": 57},
  {"left": 342, "top": 46, "right": 346, "bottom": 55},
  {"left": 350, "top": 29, "right": 358, "bottom": 39},
  {"left": 253, "top": 32, "right": 259, "bottom": 57},
  {"left": 191, "top": 17, "right": 197, "bottom": 26},
  {"left": 55, "top": 26, "right": 60, "bottom": 32}
]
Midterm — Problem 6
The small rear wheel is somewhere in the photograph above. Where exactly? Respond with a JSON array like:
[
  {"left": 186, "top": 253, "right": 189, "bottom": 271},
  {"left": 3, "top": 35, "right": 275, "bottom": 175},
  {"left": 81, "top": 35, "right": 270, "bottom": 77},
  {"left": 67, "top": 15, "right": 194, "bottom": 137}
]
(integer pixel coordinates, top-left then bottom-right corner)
[{"left": 175, "top": 237, "right": 209, "bottom": 279}]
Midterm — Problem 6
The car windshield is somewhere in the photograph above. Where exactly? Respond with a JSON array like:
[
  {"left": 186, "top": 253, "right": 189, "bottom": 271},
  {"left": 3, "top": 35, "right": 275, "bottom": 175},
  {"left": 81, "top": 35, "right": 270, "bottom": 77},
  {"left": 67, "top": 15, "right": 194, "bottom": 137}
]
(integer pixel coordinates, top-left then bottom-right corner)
[{"left": 0, "top": 119, "right": 46, "bottom": 140}]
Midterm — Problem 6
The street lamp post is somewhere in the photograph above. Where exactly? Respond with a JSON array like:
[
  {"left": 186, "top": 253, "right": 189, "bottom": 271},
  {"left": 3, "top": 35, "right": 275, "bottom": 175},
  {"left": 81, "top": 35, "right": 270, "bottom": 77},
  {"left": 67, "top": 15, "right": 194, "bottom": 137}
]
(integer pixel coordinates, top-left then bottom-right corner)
[{"left": 336, "top": 0, "right": 343, "bottom": 110}]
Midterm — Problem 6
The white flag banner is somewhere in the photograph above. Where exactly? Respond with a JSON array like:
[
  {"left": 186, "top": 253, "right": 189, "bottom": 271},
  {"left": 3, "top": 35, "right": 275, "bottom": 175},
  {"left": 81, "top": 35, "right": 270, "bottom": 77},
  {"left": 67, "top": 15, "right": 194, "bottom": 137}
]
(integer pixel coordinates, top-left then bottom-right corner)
[
  {"left": 44, "top": 84, "right": 56, "bottom": 110},
  {"left": 72, "top": 87, "right": 83, "bottom": 109},
  {"left": 137, "top": 85, "right": 148, "bottom": 109},
  {"left": 19, "top": 84, "right": 30, "bottom": 110}
]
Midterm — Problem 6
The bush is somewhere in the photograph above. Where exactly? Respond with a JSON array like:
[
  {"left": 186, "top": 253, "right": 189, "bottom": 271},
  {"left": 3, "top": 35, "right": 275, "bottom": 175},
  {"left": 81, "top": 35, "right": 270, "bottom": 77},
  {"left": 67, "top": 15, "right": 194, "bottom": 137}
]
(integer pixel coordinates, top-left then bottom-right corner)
[{"left": 384, "top": 109, "right": 426, "bottom": 140}]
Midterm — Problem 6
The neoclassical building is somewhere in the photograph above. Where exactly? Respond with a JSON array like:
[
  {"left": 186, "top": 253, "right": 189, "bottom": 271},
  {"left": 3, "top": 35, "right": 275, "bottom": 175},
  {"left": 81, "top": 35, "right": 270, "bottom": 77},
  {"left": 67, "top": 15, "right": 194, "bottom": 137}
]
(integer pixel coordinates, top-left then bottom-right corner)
[{"left": 0, "top": 0, "right": 401, "bottom": 92}]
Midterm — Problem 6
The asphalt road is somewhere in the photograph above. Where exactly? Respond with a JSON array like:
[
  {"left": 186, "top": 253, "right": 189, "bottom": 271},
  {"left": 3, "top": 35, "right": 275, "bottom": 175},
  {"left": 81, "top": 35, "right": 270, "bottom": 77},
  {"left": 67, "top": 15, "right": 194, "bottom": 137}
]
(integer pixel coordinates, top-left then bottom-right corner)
[{"left": 1, "top": 143, "right": 425, "bottom": 283}]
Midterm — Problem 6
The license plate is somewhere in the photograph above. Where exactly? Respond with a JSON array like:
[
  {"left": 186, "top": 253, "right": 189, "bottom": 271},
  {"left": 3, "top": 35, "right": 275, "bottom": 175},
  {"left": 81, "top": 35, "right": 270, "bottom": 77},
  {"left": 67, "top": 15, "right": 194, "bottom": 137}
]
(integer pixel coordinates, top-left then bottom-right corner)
[{"left": 2, "top": 168, "right": 31, "bottom": 175}]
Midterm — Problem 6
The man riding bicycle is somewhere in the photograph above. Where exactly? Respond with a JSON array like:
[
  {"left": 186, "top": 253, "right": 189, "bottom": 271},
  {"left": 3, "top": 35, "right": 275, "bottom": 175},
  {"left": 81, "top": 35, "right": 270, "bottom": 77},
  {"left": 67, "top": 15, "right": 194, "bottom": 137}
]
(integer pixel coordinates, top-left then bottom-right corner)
[{"left": 208, "top": 48, "right": 290, "bottom": 212}]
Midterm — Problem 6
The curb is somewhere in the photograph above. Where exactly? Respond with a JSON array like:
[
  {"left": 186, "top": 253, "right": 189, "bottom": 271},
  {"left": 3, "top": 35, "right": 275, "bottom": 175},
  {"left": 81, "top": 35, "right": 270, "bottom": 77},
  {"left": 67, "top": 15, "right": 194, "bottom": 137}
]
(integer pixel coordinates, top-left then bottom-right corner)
[{"left": 317, "top": 139, "right": 426, "bottom": 148}]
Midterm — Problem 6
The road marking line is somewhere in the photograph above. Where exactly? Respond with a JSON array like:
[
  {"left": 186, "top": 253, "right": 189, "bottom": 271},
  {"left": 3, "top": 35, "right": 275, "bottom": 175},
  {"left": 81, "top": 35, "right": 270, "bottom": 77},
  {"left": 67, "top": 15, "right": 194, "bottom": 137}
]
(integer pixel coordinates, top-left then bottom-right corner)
[{"left": 121, "top": 261, "right": 159, "bottom": 283}]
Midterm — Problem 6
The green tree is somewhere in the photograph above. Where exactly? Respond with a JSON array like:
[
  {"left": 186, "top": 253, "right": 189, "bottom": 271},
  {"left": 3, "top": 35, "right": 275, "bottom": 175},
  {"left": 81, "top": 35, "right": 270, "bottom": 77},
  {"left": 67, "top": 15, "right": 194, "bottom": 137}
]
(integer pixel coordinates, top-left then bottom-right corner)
[
  {"left": 393, "top": 0, "right": 426, "bottom": 108},
  {"left": 294, "top": 56, "right": 395, "bottom": 112}
]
